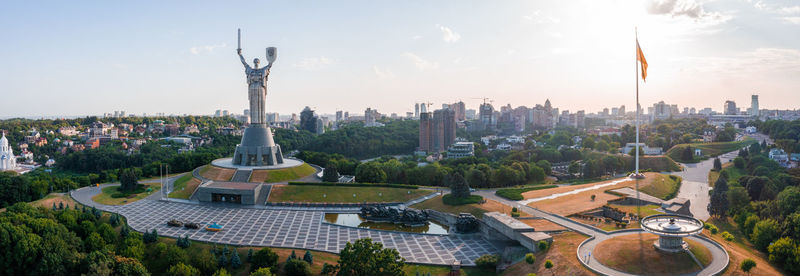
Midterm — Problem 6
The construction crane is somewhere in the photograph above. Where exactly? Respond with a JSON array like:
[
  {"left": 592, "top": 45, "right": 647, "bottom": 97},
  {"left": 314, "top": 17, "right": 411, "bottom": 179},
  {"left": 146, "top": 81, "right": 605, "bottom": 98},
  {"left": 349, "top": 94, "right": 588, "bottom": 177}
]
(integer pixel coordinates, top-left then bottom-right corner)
[{"left": 471, "top": 97, "right": 493, "bottom": 105}]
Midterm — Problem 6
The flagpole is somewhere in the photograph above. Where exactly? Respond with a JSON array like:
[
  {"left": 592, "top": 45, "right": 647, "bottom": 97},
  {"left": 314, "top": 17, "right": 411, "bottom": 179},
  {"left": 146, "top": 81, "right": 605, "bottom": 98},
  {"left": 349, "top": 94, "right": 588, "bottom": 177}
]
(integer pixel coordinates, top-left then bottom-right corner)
[{"left": 635, "top": 28, "right": 640, "bottom": 177}]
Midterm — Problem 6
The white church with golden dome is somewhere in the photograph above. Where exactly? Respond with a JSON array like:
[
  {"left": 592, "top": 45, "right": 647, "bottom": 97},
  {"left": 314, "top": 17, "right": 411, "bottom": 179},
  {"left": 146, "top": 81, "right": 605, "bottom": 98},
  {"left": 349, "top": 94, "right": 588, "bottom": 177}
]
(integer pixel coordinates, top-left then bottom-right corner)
[{"left": 0, "top": 133, "right": 17, "bottom": 171}]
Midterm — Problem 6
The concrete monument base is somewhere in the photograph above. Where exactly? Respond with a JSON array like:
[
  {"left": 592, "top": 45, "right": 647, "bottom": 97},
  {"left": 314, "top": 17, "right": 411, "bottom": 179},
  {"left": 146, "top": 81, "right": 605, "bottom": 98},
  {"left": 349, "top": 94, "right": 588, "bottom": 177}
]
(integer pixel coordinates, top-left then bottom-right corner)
[{"left": 232, "top": 125, "right": 284, "bottom": 166}]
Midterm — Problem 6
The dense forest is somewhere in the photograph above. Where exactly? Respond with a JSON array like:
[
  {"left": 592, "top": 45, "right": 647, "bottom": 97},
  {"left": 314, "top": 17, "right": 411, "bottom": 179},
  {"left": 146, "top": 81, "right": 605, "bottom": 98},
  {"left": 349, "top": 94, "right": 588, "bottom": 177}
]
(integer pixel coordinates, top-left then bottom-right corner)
[
  {"left": 301, "top": 120, "right": 418, "bottom": 159},
  {"left": 707, "top": 137, "right": 800, "bottom": 273},
  {"left": 751, "top": 119, "right": 800, "bottom": 153}
]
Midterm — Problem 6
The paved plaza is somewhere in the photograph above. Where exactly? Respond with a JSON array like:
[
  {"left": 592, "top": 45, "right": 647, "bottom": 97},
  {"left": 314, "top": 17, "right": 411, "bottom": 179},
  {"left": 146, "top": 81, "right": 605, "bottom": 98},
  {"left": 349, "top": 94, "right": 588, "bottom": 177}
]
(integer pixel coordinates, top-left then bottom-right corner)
[{"left": 95, "top": 199, "right": 500, "bottom": 265}]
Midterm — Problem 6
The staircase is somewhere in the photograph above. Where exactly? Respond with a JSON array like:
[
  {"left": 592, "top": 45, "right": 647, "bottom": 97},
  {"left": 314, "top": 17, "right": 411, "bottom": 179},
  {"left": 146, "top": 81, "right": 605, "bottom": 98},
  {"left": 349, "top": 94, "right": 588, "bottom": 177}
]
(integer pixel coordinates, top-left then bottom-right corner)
[{"left": 231, "top": 169, "right": 253, "bottom": 182}]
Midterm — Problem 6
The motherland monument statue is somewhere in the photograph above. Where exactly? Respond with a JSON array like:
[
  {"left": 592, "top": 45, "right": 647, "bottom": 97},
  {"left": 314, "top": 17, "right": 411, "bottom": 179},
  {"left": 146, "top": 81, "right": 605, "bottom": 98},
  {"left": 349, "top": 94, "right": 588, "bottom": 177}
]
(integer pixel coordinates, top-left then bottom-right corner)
[{"left": 232, "top": 28, "right": 284, "bottom": 166}]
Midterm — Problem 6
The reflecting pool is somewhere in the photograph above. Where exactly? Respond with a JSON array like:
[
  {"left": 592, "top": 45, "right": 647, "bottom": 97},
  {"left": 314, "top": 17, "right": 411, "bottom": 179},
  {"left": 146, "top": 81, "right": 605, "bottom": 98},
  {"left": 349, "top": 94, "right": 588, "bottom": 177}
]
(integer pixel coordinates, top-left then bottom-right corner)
[{"left": 324, "top": 213, "right": 449, "bottom": 235}]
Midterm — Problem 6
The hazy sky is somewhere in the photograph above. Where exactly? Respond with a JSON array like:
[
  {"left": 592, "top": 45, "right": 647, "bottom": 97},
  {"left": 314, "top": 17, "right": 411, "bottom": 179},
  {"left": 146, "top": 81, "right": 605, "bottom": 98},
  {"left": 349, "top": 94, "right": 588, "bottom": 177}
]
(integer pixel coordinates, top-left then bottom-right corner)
[{"left": 1, "top": 0, "right": 799, "bottom": 118}]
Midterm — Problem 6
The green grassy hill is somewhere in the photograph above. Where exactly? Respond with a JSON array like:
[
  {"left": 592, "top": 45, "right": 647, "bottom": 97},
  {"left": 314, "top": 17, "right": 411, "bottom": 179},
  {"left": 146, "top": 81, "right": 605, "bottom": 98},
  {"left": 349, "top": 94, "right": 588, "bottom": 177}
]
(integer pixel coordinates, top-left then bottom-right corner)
[{"left": 666, "top": 139, "right": 756, "bottom": 163}]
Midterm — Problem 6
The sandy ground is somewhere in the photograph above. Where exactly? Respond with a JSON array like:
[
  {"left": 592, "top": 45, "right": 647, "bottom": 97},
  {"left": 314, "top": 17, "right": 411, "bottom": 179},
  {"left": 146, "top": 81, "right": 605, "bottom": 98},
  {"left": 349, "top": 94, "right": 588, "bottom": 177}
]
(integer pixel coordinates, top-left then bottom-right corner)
[
  {"left": 501, "top": 231, "right": 593, "bottom": 276},
  {"left": 520, "top": 218, "right": 567, "bottom": 232},
  {"left": 200, "top": 166, "right": 235, "bottom": 181},
  {"left": 29, "top": 193, "right": 80, "bottom": 209},
  {"left": 525, "top": 172, "right": 660, "bottom": 216}
]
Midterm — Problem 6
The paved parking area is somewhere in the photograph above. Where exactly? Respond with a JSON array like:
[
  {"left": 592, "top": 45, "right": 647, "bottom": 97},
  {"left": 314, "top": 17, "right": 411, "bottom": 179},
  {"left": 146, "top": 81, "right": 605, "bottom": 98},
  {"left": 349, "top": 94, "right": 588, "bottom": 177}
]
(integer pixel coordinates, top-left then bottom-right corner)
[{"left": 103, "top": 199, "right": 500, "bottom": 265}]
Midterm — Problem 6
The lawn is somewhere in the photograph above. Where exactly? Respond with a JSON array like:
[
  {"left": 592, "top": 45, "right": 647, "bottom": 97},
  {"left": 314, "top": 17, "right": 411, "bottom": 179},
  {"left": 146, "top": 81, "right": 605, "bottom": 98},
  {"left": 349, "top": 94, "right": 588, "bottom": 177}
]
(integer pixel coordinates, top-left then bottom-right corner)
[
  {"left": 199, "top": 165, "right": 236, "bottom": 181},
  {"left": 168, "top": 173, "right": 202, "bottom": 199},
  {"left": 267, "top": 185, "right": 431, "bottom": 203},
  {"left": 667, "top": 139, "right": 756, "bottom": 163},
  {"left": 593, "top": 233, "right": 702, "bottom": 275},
  {"left": 92, "top": 183, "right": 160, "bottom": 205},
  {"left": 622, "top": 155, "right": 682, "bottom": 172},
  {"left": 411, "top": 195, "right": 509, "bottom": 218},
  {"left": 404, "top": 264, "right": 495, "bottom": 276},
  {"left": 608, "top": 204, "right": 663, "bottom": 217},
  {"left": 495, "top": 185, "right": 558, "bottom": 200},
  {"left": 251, "top": 163, "right": 317, "bottom": 183},
  {"left": 29, "top": 193, "right": 79, "bottom": 210},
  {"left": 638, "top": 174, "right": 682, "bottom": 200}
]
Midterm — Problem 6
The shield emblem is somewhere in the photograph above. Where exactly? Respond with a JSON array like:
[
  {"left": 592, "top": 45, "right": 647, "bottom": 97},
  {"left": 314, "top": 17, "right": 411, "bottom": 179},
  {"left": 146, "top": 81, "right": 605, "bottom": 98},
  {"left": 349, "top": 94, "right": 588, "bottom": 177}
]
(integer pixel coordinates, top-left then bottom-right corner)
[{"left": 266, "top": 47, "right": 277, "bottom": 64}]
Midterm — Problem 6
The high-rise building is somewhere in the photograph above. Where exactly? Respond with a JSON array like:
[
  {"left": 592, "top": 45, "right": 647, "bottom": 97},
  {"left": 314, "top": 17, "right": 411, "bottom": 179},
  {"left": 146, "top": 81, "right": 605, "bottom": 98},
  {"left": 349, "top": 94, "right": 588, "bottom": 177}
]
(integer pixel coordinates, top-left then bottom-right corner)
[
  {"left": 724, "top": 100, "right": 737, "bottom": 115},
  {"left": 750, "top": 95, "right": 759, "bottom": 117},
  {"left": 300, "top": 106, "right": 320, "bottom": 134},
  {"left": 336, "top": 110, "right": 343, "bottom": 121},
  {"left": 451, "top": 101, "right": 466, "bottom": 121},
  {"left": 414, "top": 103, "right": 420, "bottom": 118},
  {"left": 365, "top": 108, "right": 379, "bottom": 124},
  {"left": 479, "top": 103, "right": 494, "bottom": 128},
  {"left": 619, "top": 105, "right": 626, "bottom": 115},
  {"left": 419, "top": 108, "right": 456, "bottom": 153}
]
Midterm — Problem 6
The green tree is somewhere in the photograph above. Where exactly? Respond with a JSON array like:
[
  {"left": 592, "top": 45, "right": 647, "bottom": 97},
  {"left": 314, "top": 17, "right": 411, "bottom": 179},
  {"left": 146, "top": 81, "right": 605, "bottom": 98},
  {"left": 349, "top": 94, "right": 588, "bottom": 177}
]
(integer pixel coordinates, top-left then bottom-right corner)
[
  {"left": 212, "top": 269, "right": 231, "bottom": 276},
  {"left": 85, "top": 232, "right": 107, "bottom": 252},
  {"left": 335, "top": 238, "right": 405, "bottom": 276},
  {"left": 465, "top": 168, "right": 488, "bottom": 188},
  {"left": 713, "top": 158, "right": 722, "bottom": 171},
  {"left": 740, "top": 258, "right": 756, "bottom": 275},
  {"left": 284, "top": 258, "right": 312, "bottom": 276},
  {"left": 120, "top": 168, "right": 139, "bottom": 192},
  {"left": 447, "top": 172, "right": 470, "bottom": 199},
  {"left": 166, "top": 263, "right": 201, "bottom": 276},
  {"left": 751, "top": 218, "right": 780, "bottom": 251},
  {"left": 121, "top": 233, "right": 146, "bottom": 260},
  {"left": 190, "top": 249, "right": 218, "bottom": 276},
  {"left": 114, "top": 256, "right": 151, "bottom": 276},
  {"left": 708, "top": 177, "right": 730, "bottom": 218},
  {"left": 322, "top": 164, "right": 340, "bottom": 182},
  {"left": 734, "top": 157, "right": 745, "bottom": 169},
  {"left": 768, "top": 237, "right": 800, "bottom": 272},
  {"left": 303, "top": 250, "right": 313, "bottom": 264},
  {"left": 354, "top": 162, "right": 387, "bottom": 183},
  {"left": 230, "top": 249, "right": 242, "bottom": 268},
  {"left": 250, "top": 268, "right": 273, "bottom": 276},
  {"left": 536, "top": 160, "right": 552, "bottom": 175},
  {"left": 777, "top": 186, "right": 800, "bottom": 217},
  {"left": 681, "top": 146, "right": 693, "bottom": 161},
  {"left": 251, "top": 248, "right": 279, "bottom": 273}
]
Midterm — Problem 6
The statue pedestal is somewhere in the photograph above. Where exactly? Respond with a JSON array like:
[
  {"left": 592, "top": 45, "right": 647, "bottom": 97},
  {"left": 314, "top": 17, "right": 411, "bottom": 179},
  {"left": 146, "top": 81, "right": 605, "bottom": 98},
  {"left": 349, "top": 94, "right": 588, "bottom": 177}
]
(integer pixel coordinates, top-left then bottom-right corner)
[{"left": 232, "top": 125, "right": 284, "bottom": 166}]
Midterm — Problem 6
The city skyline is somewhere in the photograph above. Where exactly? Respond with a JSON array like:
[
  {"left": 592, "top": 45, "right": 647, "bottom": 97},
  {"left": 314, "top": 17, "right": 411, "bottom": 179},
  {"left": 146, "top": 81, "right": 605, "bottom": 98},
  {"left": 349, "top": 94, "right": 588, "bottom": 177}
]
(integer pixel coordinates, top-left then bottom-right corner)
[{"left": 2, "top": 0, "right": 800, "bottom": 118}]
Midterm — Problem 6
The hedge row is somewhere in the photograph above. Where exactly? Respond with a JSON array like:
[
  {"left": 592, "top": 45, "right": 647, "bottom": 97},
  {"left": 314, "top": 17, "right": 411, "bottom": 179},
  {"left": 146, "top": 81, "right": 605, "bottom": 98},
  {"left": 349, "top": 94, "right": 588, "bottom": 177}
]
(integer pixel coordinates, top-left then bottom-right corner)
[
  {"left": 288, "top": 182, "right": 418, "bottom": 189},
  {"left": 495, "top": 185, "right": 558, "bottom": 200}
]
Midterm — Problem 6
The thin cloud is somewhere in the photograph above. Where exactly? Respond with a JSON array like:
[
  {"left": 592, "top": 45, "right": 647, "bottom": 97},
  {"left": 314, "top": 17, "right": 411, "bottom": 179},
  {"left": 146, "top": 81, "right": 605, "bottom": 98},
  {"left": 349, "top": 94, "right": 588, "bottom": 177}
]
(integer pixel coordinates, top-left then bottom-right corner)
[
  {"left": 784, "top": 17, "right": 800, "bottom": 24},
  {"left": 436, "top": 24, "right": 461, "bottom": 43},
  {"left": 646, "top": 0, "right": 723, "bottom": 20},
  {"left": 403, "top": 52, "right": 439, "bottom": 71},
  {"left": 292, "top": 57, "right": 333, "bottom": 70},
  {"left": 523, "top": 10, "right": 560, "bottom": 24},
  {"left": 677, "top": 48, "right": 800, "bottom": 74},
  {"left": 372, "top": 66, "right": 395, "bottom": 79},
  {"left": 189, "top": 43, "right": 227, "bottom": 55}
]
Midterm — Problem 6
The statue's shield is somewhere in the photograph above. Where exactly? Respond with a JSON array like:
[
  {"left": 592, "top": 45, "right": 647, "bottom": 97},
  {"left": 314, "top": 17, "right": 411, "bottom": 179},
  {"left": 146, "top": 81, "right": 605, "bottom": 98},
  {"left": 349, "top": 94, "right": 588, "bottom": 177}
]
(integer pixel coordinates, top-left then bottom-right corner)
[{"left": 266, "top": 47, "right": 277, "bottom": 64}]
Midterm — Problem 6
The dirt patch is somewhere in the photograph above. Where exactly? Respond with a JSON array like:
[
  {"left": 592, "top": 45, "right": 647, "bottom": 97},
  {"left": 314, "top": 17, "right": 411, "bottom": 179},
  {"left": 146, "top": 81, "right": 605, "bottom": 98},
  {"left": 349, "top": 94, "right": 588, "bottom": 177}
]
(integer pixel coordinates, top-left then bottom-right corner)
[
  {"left": 502, "top": 231, "right": 593, "bottom": 276},
  {"left": 519, "top": 218, "right": 567, "bottom": 232},
  {"left": 249, "top": 170, "right": 269, "bottom": 182},
  {"left": 593, "top": 232, "right": 703, "bottom": 275},
  {"left": 526, "top": 172, "right": 662, "bottom": 216},
  {"left": 200, "top": 166, "right": 236, "bottom": 181},
  {"left": 30, "top": 193, "right": 80, "bottom": 209}
]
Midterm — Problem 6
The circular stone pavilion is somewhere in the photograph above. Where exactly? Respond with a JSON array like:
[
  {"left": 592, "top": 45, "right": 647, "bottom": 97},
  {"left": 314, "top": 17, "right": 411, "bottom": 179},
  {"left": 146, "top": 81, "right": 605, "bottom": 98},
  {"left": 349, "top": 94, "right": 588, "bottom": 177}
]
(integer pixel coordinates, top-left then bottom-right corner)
[{"left": 640, "top": 214, "right": 703, "bottom": 252}]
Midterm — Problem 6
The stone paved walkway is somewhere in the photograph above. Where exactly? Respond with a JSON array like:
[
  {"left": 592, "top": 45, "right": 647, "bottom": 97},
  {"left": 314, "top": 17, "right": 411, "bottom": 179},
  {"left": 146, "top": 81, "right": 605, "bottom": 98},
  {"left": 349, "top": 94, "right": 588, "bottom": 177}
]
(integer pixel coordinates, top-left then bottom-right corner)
[{"left": 73, "top": 186, "right": 500, "bottom": 266}]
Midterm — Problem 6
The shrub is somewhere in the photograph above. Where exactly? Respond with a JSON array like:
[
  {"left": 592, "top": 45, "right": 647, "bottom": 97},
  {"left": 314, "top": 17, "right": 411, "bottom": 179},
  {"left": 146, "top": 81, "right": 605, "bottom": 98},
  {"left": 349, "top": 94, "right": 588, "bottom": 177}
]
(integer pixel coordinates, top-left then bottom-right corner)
[
  {"left": 495, "top": 185, "right": 558, "bottom": 200},
  {"left": 474, "top": 254, "right": 499, "bottom": 269},
  {"left": 442, "top": 194, "right": 483, "bottom": 205},
  {"left": 251, "top": 248, "right": 279, "bottom": 272},
  {"left": 250, "top": 267, "right": 273, "bottom": 276},
  {"left": 303, "top": 250, "right": 313, "bottom": 264},
  {"left": 321, "top": 263, "right": 334, "bottom": 275},
  {"left": 283, "top": 258, "right": 311, "bottom": 276},
  {"left": 288, "top": 182, "right": 417, "bottom": 189},
  {"left": 511, "top": 211, "right": 521, "bottom": 218},
  {"left": 721, "top": 231, "right": 734, "bottom": 242},
  {"left": 512, "top": 207, "right": 518, "bottom": 212},
  {"left": 538, "top": 241, "right": 549, "bottom": 251},
  {"left": 525, "top": 253, "right": 536, "bottom": 264}
]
